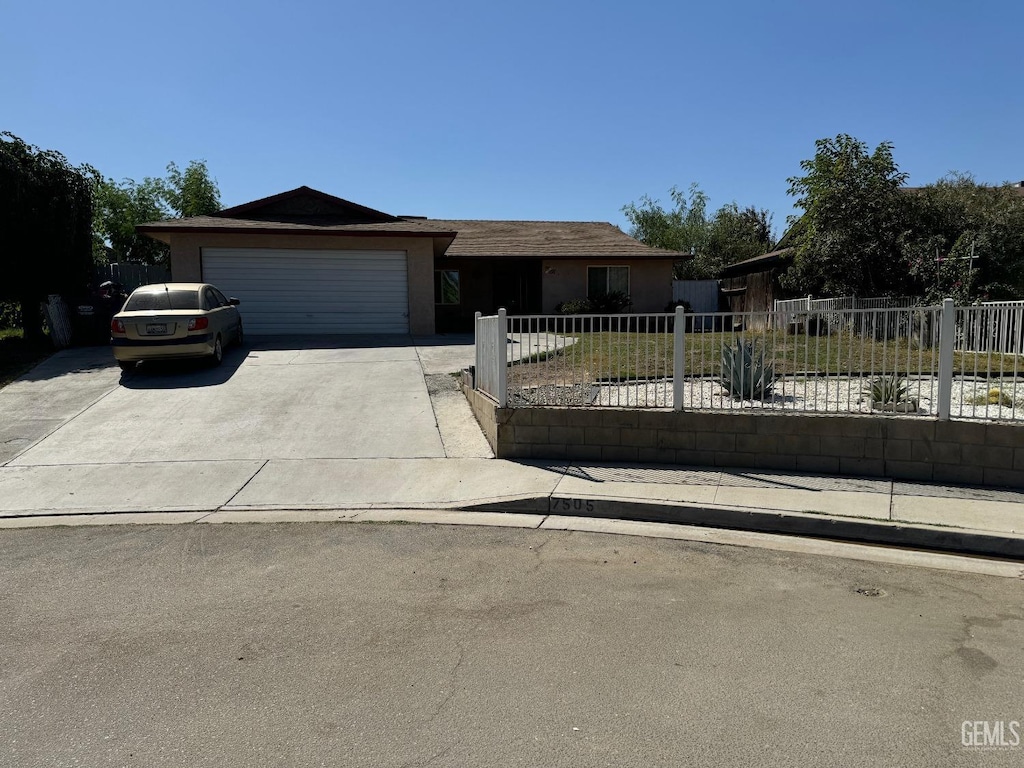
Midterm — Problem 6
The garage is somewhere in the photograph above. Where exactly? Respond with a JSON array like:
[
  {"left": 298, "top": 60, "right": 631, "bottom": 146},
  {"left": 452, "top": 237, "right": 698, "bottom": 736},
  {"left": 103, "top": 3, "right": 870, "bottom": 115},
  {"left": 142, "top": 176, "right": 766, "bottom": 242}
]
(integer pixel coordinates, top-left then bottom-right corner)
[{"left": 202, "top": 248, "right": 410, "bottom": 334}]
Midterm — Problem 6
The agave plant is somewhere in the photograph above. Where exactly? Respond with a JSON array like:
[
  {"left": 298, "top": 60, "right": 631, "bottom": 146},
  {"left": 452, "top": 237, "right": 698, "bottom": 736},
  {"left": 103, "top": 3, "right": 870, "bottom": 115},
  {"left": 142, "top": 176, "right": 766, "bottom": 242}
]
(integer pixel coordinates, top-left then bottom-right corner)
[
  {"left": 720, "top": 338, "right": 776, "bottom": 400},
  {"left": 862, "top": 374, "right": 911, "bottom": 407}
]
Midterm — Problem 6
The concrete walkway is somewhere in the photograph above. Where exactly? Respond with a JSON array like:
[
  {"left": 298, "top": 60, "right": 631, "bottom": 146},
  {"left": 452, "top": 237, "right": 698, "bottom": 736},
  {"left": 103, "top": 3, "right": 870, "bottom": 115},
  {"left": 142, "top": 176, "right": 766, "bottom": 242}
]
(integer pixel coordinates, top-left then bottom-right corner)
[
  {"left": 2, "top": 454, "right": 1023, "bottom": 558},
  {"left": 2, "top": 343, "right": 1024, "bottom": 560}
]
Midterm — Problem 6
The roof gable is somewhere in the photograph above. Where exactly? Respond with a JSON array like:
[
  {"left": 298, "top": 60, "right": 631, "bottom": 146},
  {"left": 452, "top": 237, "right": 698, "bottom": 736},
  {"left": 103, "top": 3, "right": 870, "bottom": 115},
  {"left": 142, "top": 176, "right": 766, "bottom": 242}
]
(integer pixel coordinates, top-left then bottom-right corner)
[{"left": 214, "top": 186, "right": 400, "bottom": 226}]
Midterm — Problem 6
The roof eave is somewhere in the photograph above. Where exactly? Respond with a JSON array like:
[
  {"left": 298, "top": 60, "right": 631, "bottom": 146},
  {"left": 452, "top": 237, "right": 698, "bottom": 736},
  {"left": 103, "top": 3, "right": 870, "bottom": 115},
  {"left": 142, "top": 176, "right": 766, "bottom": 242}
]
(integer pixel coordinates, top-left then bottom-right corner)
[
  {"left": 136, "top": 224, "right": 456, "bottom": 240},
  {"left": 440, "top": 252, "right": 681, "bottom": 260}
]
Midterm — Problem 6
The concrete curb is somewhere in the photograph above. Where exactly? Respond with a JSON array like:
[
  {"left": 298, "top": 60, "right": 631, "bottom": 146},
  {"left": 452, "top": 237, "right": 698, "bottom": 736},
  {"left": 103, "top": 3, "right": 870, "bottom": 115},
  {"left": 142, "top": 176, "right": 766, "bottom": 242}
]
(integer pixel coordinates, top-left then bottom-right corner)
[{"left": 460, "top": 495, "right": 1024, "bottom": 561}]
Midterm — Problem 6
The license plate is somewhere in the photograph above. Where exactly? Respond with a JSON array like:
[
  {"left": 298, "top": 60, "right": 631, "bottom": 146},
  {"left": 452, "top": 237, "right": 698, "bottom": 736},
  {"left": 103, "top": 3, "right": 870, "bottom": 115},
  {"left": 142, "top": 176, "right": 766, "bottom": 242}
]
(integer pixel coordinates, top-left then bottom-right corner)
[{"left": 146, "top": 324, "right": 168, "bottom": 335}]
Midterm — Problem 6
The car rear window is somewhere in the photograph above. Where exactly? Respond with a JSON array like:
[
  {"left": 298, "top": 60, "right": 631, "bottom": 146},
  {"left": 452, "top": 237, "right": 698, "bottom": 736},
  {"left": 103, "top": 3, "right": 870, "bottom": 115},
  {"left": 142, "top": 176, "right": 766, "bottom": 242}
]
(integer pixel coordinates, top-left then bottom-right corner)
[{"left": 124, "top": 289, "right": 201, "bottom": 311}]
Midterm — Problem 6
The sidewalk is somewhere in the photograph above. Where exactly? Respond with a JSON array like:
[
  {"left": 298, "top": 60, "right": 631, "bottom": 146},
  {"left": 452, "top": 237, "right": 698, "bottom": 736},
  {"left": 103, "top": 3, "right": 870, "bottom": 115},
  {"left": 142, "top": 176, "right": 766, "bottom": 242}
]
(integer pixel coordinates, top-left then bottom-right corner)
[{"left": 2, "top": 457, "right": 1023, "bottom": 559}]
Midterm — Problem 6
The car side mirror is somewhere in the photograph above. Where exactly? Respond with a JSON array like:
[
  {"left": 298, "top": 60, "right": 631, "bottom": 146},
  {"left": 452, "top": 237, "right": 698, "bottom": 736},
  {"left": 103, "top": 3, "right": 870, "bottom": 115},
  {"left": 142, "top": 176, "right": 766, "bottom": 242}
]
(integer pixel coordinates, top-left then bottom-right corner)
[{"left": 228, "top": 298, "right": 241, "bottom": 306}]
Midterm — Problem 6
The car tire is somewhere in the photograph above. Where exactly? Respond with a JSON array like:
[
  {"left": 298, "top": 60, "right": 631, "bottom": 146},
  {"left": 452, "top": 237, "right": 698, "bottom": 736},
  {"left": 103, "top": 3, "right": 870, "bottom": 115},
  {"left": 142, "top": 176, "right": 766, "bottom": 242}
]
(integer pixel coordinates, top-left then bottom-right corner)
[
  {"left": 118, "top": 360, "right": 136, "bottom": 373},
  {"left": 211, "top": 335, "right": 223, "bottom": 366},
  {"left": 236, "top": 322, "right": 244, "bottom": 347}
]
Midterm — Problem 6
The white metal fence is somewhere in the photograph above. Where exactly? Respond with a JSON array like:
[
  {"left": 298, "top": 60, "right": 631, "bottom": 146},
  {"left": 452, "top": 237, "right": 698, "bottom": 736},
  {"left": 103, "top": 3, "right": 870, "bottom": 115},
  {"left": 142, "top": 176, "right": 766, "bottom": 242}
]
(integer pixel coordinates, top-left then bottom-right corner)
[
  {"left": 773, "top": 295, "right": 919, "bottom": 331},
  {"left": 474, "top": 310, "right": 507, "bottom": 403},
  {"left": 473, "top": 300, "right": 1024, "bottom": 423},
  {"left": 966, "top": 302, "right": 1024, "bottom": 355}
]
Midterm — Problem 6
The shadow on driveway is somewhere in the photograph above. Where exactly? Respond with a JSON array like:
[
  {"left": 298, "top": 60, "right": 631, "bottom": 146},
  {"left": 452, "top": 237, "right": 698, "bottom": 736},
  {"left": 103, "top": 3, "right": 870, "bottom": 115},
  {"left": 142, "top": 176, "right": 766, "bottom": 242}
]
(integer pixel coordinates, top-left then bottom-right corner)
[
  {"left": 120, "top": 346, "right": 247, "bottom": 389},
  {"left": 245, "top": 334, "right": 415, "bottom": 351},
  {"left": 11, "top": 346, "right": 117, "bottom": 384}
]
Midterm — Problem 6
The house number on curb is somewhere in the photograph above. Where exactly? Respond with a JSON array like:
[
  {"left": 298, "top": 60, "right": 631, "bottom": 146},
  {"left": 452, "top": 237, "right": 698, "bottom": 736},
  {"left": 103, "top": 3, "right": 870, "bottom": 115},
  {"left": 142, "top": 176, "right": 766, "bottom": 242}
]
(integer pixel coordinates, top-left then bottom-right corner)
[{"left": 552, "top": 499, "right": 596, "bottom": 513}]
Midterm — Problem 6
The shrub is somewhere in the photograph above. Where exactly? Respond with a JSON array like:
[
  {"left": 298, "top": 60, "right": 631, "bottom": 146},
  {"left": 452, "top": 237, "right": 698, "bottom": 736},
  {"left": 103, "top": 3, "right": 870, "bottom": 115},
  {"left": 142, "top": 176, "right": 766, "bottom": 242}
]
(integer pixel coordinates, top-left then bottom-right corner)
[
  {"left": 557, "top": 292, "right": 632, "bottom": 315},
  {"left": 590, "top": 291, "right": 632, "bottom": 313},
  {"left": 557, "top": 298, "right": 595, "bottom": 315},
  {"left": 720, "top": 338, "right": 776, "bottom": 400},
  {"left": 664, "top": 300, "right": 694, "bottom": 313},
  {"left": 971, "top": 387, "right": 1014, "bottom": 407},
  {"left": 862, "top": 374, "right": 911, "bottom": 406},
  {"left": 0, "top": 301, "right": 20, "bottom": 330}
]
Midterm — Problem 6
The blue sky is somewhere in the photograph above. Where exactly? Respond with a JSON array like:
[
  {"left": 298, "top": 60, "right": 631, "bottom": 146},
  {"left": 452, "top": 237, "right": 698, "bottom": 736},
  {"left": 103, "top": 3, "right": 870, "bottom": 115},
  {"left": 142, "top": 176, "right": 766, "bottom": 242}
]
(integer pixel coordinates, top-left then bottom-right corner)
[{"left": 2, "top": 0, "right": 1021, "bottom": 238}]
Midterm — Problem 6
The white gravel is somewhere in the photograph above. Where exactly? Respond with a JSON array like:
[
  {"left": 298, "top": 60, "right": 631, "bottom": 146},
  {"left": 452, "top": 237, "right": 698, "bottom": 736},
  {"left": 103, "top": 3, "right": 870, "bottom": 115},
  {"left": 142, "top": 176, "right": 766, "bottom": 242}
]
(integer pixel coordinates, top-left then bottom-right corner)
[{"left": 576, "top": 376, "right": 1024, "bottom": 420}]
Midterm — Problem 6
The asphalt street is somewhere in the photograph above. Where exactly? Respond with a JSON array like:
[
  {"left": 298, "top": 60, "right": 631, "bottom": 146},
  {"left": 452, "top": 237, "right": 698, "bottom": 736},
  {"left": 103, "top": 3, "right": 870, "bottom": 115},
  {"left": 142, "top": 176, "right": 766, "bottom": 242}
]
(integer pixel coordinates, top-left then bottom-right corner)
[{"left": 2, "top": 522, "right": 1022, "bottom": 767}]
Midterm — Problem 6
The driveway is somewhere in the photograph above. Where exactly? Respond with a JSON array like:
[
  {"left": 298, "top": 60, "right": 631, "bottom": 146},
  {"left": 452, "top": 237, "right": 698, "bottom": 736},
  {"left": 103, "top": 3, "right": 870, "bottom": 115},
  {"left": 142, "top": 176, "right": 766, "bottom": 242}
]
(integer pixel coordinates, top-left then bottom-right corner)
[
  {"left": 8, "top": 337, "right": 451, "bottom": 465},
  {"left": 0, "top": 336, "right": 502, "bottom": 515}
]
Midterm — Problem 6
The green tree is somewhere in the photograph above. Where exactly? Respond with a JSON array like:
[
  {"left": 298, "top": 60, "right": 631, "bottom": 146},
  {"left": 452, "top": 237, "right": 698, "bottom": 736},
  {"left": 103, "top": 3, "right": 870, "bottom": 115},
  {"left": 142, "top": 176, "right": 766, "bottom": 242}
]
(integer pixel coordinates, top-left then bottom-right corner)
[
  {"left": 705, "top": 203, "right": 775, "bottom": 275},
  {"left": 622, "top": 183, "right": 709, "bottom": 256},
  {"left": 901, "top": 173, "right": 1024, "bottom": 303},
  {"left": 92, "top": 159, "right": 221, "bottom": 267},
  {"left": 783, "top": 134, "right": 911, "bottom": 297},
  {"left": 161, "top": 160, "right": 220, "bottom": 217},
  {"left": 92, "top": 176, "right": 170, "bottom": 266},
  {"left": 0, "top": 132, "right": 94, "bottom": 339},
  {"left": 623, "top": 185, "right": 774, "bottom": 279}
]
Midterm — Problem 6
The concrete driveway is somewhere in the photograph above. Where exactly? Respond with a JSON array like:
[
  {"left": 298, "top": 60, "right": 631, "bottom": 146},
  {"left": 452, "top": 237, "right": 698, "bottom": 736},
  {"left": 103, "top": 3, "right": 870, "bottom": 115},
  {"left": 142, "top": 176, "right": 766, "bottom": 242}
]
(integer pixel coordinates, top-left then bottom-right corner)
[
  {"left": 0, "top": 336, "right": 513, "bottom": 516},
  {"left": 8, "top": 337, "right": 449, "bottom": 465}
]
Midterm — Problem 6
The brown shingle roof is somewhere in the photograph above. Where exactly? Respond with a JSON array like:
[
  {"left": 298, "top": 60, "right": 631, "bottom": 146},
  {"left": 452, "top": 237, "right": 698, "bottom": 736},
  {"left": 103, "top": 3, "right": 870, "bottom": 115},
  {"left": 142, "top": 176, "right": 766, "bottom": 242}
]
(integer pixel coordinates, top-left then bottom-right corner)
[
  {"left": 137, "top": 215, "right": 451, "bottom": 238},
  {"left": 719, "top": 247, "right": 794, "bottom": 277},
  {"left": 428, "top": 219, "right": 681, "bottom": 259},
  {"left": 138, "top": 199, "right": 683, "bottom": 259}
]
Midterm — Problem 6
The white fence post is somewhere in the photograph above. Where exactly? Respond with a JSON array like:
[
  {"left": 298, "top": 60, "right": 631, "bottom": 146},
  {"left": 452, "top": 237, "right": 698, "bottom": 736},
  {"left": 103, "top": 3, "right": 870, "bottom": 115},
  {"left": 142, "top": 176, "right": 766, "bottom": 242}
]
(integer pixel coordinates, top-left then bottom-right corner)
[
  {"left": 473, "top": 311, "right": 482, "bottom": 390},
  {"left": 937, "top": 298, "right": 955, "bottom": 421},
  {"left": 496, "top": 308, "right": 508, "bottom": 408},
  {"left": 673, "top": 305, "right": 685, "bottom": 411}
]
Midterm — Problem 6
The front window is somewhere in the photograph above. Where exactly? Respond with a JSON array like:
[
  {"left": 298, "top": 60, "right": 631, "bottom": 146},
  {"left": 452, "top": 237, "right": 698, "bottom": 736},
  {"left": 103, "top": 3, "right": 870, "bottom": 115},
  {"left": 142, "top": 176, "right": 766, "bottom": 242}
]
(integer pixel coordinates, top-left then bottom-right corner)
[
  {"left": 587, "top": 266, "right": 629, "bottom": 297},
  {"left": 434, "top": 270, "right": 460, "bottom": 305}
]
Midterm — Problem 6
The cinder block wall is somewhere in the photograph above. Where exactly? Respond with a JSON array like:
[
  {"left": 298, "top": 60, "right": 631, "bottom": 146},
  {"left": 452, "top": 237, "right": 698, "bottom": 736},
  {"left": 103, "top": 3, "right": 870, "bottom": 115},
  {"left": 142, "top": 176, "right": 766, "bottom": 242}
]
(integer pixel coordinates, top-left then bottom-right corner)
[{"left": 460, "top": 382, "right": 1024, "bottom": 488}]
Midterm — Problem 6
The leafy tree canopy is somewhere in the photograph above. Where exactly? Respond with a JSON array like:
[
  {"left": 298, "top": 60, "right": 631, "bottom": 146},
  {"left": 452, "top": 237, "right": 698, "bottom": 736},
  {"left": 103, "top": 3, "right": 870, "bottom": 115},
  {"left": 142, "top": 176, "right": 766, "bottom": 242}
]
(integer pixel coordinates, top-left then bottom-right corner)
[
  {"left": 93, "top": 159, "right": 221, "bottom": 267},
  {"left": 782, "top": 134, "right": 1024, "bottom": 303},
  {"left": 162, "top": 160, "right": 221, "bottom": 218},
  {"left": 782, "top": 134, "right": 910, "bottom": 297},
  {"left": 901, "top": 173, "right": 1024, "bottom": 304},
  {"left": 0, "top": 132, "right": 94, "bottom": 337},
  {"left": 92, "top": 176, "right": 170, "bottom": 266},
  {"left": 623, "top": 184, "right": 775, "bottom": 279}
]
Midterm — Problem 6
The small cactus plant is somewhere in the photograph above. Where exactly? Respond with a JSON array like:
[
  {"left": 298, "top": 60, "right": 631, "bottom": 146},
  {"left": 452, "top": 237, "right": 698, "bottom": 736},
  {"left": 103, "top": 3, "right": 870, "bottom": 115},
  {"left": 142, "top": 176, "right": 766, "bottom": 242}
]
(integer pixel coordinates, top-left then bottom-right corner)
[
  {"left": 720, "top": 338, "right": 776, "bottom": 400},
  {"left": 863, "top": 374, "right": 909, "bottom": 406},
  {"left": 862, "top": 374, "right": 918, "bottom": 412}
]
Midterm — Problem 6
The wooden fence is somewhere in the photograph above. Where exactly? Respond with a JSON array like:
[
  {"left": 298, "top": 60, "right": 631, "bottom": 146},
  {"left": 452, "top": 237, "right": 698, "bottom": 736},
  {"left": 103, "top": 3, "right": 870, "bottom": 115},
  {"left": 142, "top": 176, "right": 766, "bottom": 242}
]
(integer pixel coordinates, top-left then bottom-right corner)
[{"left": 95, "top": 262, "right": 170, "bottom": 292}]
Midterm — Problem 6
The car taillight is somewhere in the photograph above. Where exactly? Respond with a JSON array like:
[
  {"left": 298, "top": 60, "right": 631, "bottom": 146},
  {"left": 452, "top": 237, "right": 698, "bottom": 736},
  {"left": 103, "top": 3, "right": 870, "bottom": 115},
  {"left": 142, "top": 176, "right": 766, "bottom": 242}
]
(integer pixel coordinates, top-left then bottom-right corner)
[
  {"left": 188, "top": 317, "right": 209, "bottom": 331},
  {"left": 111, "top": 319, "right": 125, "bottom": 334}
]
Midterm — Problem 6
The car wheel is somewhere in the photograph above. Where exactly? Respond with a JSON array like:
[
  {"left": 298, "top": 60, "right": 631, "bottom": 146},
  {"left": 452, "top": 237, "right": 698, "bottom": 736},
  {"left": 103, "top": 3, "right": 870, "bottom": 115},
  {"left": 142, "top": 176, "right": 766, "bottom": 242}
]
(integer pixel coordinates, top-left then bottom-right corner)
[
  {"left": 211, "top": 335, "right": 223, "bottom": 366},
  {"left": 236, "top": 322, "right": 244, "bottom": 347},
  {"left": 118, "top": 360, "right": 136, "bottom": 373}
]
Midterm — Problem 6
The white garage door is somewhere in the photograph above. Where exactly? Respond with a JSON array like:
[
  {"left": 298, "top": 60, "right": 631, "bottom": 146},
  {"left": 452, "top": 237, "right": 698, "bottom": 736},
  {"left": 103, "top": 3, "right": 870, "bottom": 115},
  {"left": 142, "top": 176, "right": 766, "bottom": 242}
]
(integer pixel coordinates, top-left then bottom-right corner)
[{"left": 202, "top": 248, "right": 409, "bottom": 334}]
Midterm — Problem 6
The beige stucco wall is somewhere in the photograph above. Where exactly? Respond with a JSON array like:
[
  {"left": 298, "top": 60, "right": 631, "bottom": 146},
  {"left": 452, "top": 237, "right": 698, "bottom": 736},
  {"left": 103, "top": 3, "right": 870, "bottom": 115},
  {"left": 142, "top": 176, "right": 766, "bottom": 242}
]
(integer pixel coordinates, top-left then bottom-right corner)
[
  {"left": 167, "top": 233, "right": 435, "bottom": 335},
  {"left": 541, "top": 259, "right": 673, "bottom": 313}
]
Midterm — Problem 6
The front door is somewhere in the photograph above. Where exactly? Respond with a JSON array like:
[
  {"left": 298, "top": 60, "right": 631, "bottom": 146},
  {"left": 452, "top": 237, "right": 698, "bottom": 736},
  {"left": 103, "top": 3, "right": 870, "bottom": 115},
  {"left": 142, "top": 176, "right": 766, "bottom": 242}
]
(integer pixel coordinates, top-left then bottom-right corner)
[{"left": 492, "top": 260, "right": 541, "bottom": 314}]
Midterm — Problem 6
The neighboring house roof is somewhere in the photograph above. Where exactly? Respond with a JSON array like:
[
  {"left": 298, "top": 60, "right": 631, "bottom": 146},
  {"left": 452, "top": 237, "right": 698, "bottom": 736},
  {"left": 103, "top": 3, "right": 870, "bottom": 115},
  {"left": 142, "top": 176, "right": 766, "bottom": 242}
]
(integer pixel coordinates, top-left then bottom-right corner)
[
  {"left": 719, "top": 248, "right": 794, "bottom": 278},
  {"left": 137, "top": 187, "right": 683, "bottom": 260}
]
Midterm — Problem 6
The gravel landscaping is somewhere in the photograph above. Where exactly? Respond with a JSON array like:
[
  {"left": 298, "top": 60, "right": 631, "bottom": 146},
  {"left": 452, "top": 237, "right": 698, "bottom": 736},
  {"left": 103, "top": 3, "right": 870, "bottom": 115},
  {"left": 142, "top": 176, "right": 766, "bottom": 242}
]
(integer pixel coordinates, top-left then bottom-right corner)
[{"left": 510, "top": 375, "right": 1024, "bottom": 420}]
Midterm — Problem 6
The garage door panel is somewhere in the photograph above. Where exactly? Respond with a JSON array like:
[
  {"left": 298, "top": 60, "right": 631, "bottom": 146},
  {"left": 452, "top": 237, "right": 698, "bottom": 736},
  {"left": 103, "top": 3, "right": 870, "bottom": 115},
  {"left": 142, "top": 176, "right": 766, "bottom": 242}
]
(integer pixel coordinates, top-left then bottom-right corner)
[{"left": 202, "top": 248, "right": 409, "bottom": 335}]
